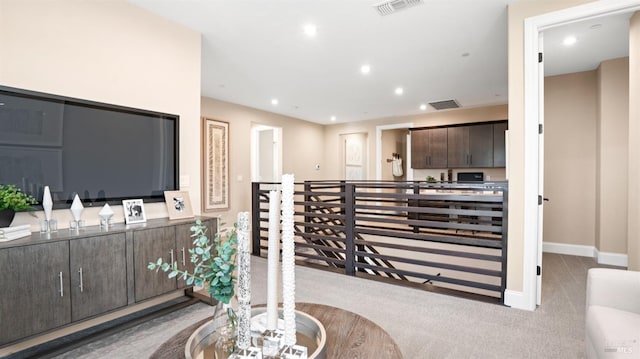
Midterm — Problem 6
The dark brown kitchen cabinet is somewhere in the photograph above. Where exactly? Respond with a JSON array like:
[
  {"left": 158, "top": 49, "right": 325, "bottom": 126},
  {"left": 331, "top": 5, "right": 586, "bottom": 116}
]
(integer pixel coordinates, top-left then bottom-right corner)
[
  {"left": 69, "top": 233, "right": 127, "bottom": 322},
  {"left": 0, "top": 241, "right": 71, "bottom": 345},
  {"left": 447, "top": 124, "right": 494, "bottom": 168},
  {"left": 493, "top": 121, "right": 508, "bottom": 167},
  {"left": 411, "top": 128, "right": 447, "bottom": 168}
]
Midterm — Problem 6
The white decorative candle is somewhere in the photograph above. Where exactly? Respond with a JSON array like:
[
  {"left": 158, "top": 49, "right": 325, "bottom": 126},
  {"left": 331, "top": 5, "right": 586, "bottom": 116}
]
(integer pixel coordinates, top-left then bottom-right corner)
[
  {"left": 267, "top": 190, "right": 281, "bottom": 330},
  {"left": 236, "top": 211, "right": 252, "bottom": 350},
  {"left": 280, "top": 174, "right": 296, "bottom": 346}
]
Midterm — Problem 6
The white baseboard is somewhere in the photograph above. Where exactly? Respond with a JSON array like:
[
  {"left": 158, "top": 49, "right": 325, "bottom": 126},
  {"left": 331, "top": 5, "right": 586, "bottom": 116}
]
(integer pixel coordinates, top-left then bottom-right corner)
[
  {"left": 542, "top": 241, "right": 627, "bottom": 267},
  {"left": 594, "top": 249, "right": 628, "bottom": 267},
  {"left": 504, "top": 289, "right": 535, "bottom": 311},
  {"left": 542, "top": 242, "right": 596, "bottom": 257}
]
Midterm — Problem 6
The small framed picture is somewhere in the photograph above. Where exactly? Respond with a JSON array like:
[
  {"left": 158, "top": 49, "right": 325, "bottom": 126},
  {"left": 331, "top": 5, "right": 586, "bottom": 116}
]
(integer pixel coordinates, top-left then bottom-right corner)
[
  {"left": 122, "top": 199, "right": 146, "bottom": 224},
  {"left": 164, "top": 190, "right": 194, "bottom": 220}
]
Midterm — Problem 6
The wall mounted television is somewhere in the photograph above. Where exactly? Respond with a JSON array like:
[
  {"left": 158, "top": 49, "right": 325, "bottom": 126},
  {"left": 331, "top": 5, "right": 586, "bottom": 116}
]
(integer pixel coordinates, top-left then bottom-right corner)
[{"left": 0, "top": 85, "right": 179, "bottom": 209}]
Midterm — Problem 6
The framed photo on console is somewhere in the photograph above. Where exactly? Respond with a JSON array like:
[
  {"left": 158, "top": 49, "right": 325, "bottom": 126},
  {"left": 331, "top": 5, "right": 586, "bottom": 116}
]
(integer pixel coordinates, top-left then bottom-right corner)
[
  {"left": 122, "top": 199, "right": 146, "bottom": 224},
  {"left": 164, "top": 190, "right": 194, "bottom": 219},
  {"left": 201, "top": 117, "right": 229, "bottom": 212}
]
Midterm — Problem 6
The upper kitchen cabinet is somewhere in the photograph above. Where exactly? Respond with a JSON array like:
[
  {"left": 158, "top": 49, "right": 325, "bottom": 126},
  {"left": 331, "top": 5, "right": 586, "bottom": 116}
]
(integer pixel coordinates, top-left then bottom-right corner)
[
  {"left": 410, "top": 128, "right": 447, "bottom": 169},
  {"left": 493, "top": 121, "right": 508, "bottom": 167},
  {"left": 447, "top": 124, "right": 494, "bottom": 168},
  {"left": 411, "top": 120, "right": 507, "bottom": 170}
]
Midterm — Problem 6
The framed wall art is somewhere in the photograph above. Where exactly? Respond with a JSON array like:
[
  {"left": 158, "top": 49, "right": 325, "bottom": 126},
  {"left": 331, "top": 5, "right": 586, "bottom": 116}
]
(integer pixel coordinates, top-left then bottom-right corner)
[
  {"left": 122, "top": 199, "right": 146, "bottom": 224},
  {"left": 164, "top": 190, "right": 194, "bottom": 219},
  {"left": 201, "top": 117, "right": 229, "bottom": 212}
]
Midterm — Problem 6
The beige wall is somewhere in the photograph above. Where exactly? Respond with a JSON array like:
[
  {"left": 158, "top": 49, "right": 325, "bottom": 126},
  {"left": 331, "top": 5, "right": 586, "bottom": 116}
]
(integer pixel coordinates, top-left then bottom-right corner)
[
  {"left": 0, "top": 0, "right": 201, "bottom": 230},
  {"left": 598, "top": 57, "right": 629, "bottom": 254},
  {"left": 507, "top": 0, "right": 597, "bottom": 293},
  {"left": 201, "top": 97, "right": 325, "bottom": 226},
  {"left": 543, "top": 58, "right": 629, "bottom": 255},
  {"left": 544, "top": 71, "right": 598, "bottom": 247}
]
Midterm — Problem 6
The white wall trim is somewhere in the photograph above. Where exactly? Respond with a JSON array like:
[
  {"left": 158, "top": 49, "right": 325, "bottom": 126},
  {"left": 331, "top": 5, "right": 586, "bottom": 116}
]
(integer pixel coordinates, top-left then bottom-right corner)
[
  {"left": 504, "top": 289, "right": 530, "bottom": 311},
  {"left": 542, "top": 241, "right": 627, "bottom": 267},
  {"left": 596, "top": 250, "right": 628, "bottom": 267},
  {"left": 543, "top": 242, "right": 596, "bottom": 258}
]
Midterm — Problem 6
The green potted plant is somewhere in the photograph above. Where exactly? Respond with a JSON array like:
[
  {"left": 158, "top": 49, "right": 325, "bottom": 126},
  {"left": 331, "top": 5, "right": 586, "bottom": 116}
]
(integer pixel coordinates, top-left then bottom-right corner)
[
  {"left": 148, "top": 219, "right": 239, "bottom": 356},
  {"left": 0, "top": 185, "right": 38, "bottom": 227}
]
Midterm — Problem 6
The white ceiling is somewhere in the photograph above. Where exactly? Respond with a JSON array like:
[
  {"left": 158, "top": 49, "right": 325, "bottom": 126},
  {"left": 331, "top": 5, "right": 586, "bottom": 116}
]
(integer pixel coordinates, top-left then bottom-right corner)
[
  {"left": 543, "top": 12, "right": 630, "bottom": 77},
  {"left": 128, "top": 0, "right": 631, "bottom": 124}
]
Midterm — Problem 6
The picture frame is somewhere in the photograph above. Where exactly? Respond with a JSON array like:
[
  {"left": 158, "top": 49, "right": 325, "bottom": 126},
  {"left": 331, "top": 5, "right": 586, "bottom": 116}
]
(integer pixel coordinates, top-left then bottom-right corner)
[
  {"left": 122, "top": 199, "right": 146, "bottom": 224},
  {"left": 164, "top": 190, "right": 194, "bottom": 219},
  {"left": 201, "top": 117, "right": 229, "bottom": 212}
]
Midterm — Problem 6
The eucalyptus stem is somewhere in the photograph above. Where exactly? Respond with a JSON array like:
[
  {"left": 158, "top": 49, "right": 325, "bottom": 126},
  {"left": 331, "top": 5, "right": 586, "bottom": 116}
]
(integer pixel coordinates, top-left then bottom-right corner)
[{"left": 148, "top": 219, "right": 238, "bottom": 304}]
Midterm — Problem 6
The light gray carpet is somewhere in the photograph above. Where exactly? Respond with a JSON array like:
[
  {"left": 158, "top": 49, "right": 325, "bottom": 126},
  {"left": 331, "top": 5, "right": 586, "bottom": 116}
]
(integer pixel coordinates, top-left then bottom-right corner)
[{"left": 52, "top": 253, "right": 614, "bottom": 359}]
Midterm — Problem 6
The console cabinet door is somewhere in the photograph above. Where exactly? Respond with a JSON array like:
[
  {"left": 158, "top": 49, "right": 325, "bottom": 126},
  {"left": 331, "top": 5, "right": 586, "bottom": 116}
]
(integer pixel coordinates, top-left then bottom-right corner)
[
  {"left": 175, "top": 219, "right": 219, "bottom": 289},
  {"left": 175, "top": 223, "right": 196, "bottom": 289},
  {"left": 133, "top": 227, "right": 177, "bottom": 301},
  {"left": 70, "top": 233, "right": 127, "bottom": 321},
  {"left": 0, "top": 242, "right": 71, "bottom": 345}
]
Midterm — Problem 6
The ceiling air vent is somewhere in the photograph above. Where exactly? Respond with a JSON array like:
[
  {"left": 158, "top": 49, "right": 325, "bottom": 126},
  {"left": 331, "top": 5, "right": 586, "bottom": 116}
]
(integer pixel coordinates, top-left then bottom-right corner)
[
  {"left": 429, "top": 100, "right": 460, "bottom": 110},
  {"left": 373, "top": 0, "right": 423, "bottom": 16}
]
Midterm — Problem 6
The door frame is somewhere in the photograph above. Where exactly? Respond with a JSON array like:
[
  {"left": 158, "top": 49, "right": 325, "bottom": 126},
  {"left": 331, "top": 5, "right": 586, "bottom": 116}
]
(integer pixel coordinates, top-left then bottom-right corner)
[
  {"left": 376, "top": 123, "right": 414, "bottom": 181},
  {"left": 521, "top": 0, "right": 640, "bottom": 310}
]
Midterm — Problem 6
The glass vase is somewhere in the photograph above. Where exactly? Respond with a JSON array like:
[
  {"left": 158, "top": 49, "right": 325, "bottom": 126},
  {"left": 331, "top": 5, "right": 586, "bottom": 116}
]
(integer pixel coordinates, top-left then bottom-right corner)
[{"left": 212, "top": 301, "right": 237, "bottom": 359}]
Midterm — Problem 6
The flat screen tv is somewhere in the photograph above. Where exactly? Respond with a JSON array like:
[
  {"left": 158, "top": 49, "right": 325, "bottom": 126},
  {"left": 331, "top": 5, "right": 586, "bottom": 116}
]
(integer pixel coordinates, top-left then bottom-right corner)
[{"left": 0, "top": 85, "right": 179, "bottom": 209}]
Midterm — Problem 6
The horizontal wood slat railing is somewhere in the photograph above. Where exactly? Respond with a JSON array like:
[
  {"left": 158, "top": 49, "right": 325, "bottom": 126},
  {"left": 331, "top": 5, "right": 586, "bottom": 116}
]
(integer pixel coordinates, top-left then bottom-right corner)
[{"left": 251, "top": 180, "right": 508, "bottom": 303}]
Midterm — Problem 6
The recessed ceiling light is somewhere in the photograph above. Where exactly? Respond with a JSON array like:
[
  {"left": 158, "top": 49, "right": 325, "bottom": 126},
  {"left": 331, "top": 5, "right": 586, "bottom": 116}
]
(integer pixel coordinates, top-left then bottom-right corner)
[
  {"left": 360, "top": 65, "right": 371, "bottom": 74},
  {"left": 395, "top": 87, "right": 404, "bottom": 95},
  {"left": 303, "top": 24, "right": 317, "bottom": 37},
  {"left": 419, "top": 104, "right": 427, "bottom": 111},
  {"left": 271, "top": 98, "right": 279, "bottom": 105},
  {"left": 330, "top": 116, "right": 336, "bottom": 122},
  {"left": 563, "top": 36, "right": 577, "bottom": 46}
]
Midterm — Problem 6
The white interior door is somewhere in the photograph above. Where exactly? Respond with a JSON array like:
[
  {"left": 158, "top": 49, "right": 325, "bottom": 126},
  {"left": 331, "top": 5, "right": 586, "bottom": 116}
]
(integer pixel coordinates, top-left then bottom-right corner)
[
  {"left": 251, "top": 125, "right": 282, "bottom": 185},
  {"left": 536, "top": 33, "right": 545, "bottom": 306}
]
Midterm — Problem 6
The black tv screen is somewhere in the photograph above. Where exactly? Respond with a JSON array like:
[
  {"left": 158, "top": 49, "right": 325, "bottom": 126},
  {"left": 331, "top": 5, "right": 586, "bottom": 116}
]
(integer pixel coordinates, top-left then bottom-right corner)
[{"left": 0, "top": 86, "right": 179, "bottom": 209}]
